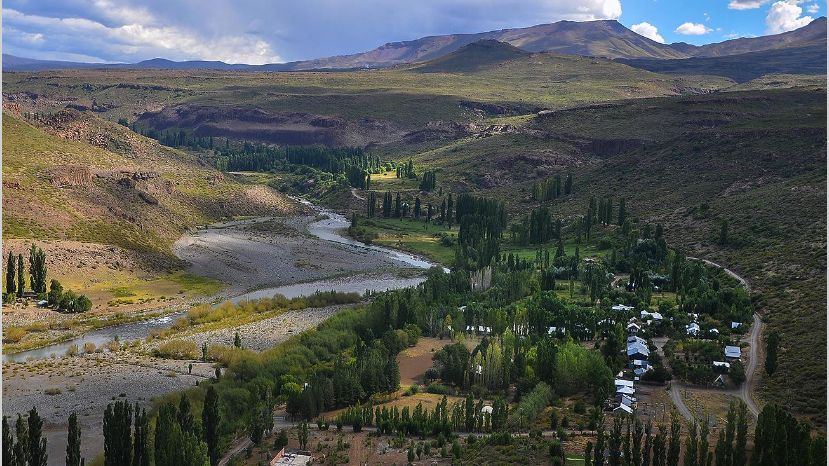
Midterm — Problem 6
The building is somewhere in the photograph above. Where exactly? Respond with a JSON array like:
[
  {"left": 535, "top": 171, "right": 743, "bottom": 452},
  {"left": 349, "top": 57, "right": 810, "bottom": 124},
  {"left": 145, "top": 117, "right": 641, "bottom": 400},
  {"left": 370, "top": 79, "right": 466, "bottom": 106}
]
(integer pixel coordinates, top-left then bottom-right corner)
[
  {"left": 713, "top": 361, "right": 731, "bottom": 372},
  {"left": 724, "top": 346, "right": 741, "bottom": 359},
  {"left": 626, "top": 322, "right": 641, "bottom": 335},
  {"left": 627, "top": 341, "right": 650, "bottom": 361},
  {"left": 686, "top": 322, "right": 701, "bottom": 336},
  {"left": 270, "top": 449, "right": 313, "bottom": 466},
  {"left": 640, "top": 310, "right": 663, "bottom": 322},
  {"left": 731, "top": 322, "right": 742, "bottom": 329},
  {"left": 612, "top": 304, "right": 635, "bottom": 312},
  {"left": 614, "top": 404, "right": 634, "bottom": 415}
]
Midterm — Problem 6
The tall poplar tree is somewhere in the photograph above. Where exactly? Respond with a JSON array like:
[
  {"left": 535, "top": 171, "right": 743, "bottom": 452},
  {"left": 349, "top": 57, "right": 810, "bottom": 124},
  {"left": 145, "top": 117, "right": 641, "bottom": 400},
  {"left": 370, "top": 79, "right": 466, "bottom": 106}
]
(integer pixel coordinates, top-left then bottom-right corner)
[{"left": 67, "top": 412, "right": 81, "bottom": 466}]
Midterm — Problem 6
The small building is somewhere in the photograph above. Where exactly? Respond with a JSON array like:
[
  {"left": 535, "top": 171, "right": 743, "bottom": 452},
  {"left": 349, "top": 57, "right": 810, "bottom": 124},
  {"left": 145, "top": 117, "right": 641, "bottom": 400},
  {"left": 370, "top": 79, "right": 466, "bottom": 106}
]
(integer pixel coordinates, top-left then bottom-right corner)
[
  {"left": 615, "top": 379, "right": 634, "bottom": 389},
  {"left": 616, "top": 385, "right": 635, "bottom": 396},
  {"left": 640, "top": 310, "right": 663, "bottom": 322},
  {"left": 634, "top": 367, "right": 650, "bottom": 378},
  {"left": 626, "top": 322, "right": 641, "bottom": 335},
  {"left": 612, "top": 304, "right": 635, "bottom": 312},
  {"left": 724, "top": 346, "right": 742, "bottom": 359},
  {"left": 270, "top": 449, "right": 313, "bottom": 466},
  {"left": 547, "top": 326, "right": 566, "bottom": 336},
  {"left": 614, "top": 404, "right": 634, "bottom": 415},
  {"left": 713, "top": 361, "right": 731, "bottom": 371},
  {"left": 731, "top": 322, "right": 742, "bottom": 330},
  {"left": 627, "top": 342, "right": 650, "bottom": 360},
  {"left": 686, "top": 323, "right": 701, "bottom": 336},
  {"left": 709, "top": 328, "right": 720, "bottom": 336},
  {"left": 627, "top": 335, "right": 647, "bottom": 346},
  {"left": 481, "top": 405, "right": 493, "bottom": 415}
]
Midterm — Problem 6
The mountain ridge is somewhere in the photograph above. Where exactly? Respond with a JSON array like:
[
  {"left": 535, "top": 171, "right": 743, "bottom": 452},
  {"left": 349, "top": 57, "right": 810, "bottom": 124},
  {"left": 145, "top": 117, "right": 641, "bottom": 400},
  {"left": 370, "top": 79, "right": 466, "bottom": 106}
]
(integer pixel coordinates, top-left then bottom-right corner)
[{"left": 3, "top": 17, "right": 825, "bottom": 72}]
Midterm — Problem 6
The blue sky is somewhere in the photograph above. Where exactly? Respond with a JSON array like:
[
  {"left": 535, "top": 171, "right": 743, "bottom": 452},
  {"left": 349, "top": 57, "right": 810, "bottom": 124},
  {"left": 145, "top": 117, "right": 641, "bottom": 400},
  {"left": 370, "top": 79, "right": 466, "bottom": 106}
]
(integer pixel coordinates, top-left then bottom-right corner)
[{"left": 2, "top": 0, "right": 824, "bottom": 64}]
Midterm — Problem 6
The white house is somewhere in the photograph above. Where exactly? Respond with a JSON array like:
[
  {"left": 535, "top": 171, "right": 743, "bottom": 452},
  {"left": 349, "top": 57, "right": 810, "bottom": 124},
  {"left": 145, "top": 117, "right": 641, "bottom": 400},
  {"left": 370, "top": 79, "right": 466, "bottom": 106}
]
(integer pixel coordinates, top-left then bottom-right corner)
[
  {"left": 640, "top": 310, "right": 663, "bottom": 322},
  {"left": 612, "top": 304, "right": 635, "bottom": 312},
  {"left": 709, "top": 328, "right": 720, "bottom": 336},
  {"left": 615, "top": 379, "right": 634, "bottom": 389},
  {"left": 627, "top": 342, "right": 650, "bottom": 360},
  {"left": 731, "top": 322, "right": 742, "bottom": 329},
  {"left": 686, "top": 323, "right": 701, "bottom": 336},
  {"left": 616, "top": 386, "right": 635, "bottom": 396},
  {"left": 713, "top": 361, "right": 731, "bottom": 370},
  {"left": 724, "top": 346, "right": 741, "bottom": 359}
]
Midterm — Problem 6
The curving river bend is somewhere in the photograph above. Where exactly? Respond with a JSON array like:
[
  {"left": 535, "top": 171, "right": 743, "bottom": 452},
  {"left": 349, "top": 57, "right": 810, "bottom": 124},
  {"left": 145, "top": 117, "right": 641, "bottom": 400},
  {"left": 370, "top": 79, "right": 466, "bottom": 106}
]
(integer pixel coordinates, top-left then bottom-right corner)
[{"left": 3, "top": 198, "right": 442, "bottom": 363}]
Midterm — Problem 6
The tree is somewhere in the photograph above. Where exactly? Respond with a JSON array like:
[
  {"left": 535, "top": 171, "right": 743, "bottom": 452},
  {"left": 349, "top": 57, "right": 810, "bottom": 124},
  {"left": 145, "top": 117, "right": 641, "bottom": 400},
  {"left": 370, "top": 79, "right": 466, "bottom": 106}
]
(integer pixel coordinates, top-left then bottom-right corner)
[
  {"left": 202, "top": 386, "right": 220, "bottom": 466},
  {"left": 719, "top": 220, "right": 729, "bottom": 245},
  {"left": 3, "top": 416, "right": 13, "bottom": 466},
  {"left": 297, "top": 421, "right": 309, "bottom": 450},
  {"left": 733, "top": 401, "right": 748, "bottom": 466},
  {"left": 14, "top": 414, "right": 28, "bottom": 466},
  {"left": 698, "top": 419, "right": 710, "bottom": 466},
  {"left": 48, "top": 279, "right": 63, "bottom": 306},
  {"left": 17, "top": 254, "right": 24, "bottom": 296},
  {"left": 103, "top": 400, "right": 132, "bottom": 466},
  {"left": 178, "top": 395, "right": 195, "bottom": 435},
  {"left": 234, "top": 331, "right": 242, "bottom": 348},
  {"left": 584, "top": 441, "right": 593, "bottom": 466},
  {"left": 765, "top": 330, "right": 780, "bottom": 376},
  {"left": 594, "top": 421, "right": 605, "bottom": 466},
  {"left": 684, "top": 421, "right": 698, "bottom": 466},
  {"left": 67, "top": 412, "right": 82, "bottom": 466},
  {"left": 667, "top": 414, "right": 681, "bottom": 466},
  {"left": 617, "top": 198, "right": 626, "bottom": 226},
  {"left": 133, "top": 406, "right": 149, "bottom": 466},
  {"left": 29, "top": 245, "right": 47, "bottom": 294},
  {"left": 28, "top": 407, "right": 47, "bottom": 466},
  {"left": 632, "top": 417, "right": 643, "bottom": 466},
  {"left": 565, "top": 174, "right": 573, "bottom": 195},
  {"left": 6, "top": 252, "right": 15, "bottom": 294}
]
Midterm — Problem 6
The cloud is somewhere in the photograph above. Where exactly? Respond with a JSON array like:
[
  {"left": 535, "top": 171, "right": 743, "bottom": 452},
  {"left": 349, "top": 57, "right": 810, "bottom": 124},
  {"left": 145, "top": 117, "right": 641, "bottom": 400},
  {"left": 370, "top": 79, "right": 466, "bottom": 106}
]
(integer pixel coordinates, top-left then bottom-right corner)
[
  {"left": 766, "top": 0, "right": 814, "bottom": 34},
  {"left": 2, "top": 0, "right": 624, "bottom": 64},
  {"left": 675, "top": 22, "right": 713, "bottom": 35},
  {"left": 3, "top": 6, "right": 282, "bottom": 64},
  {"left": 728, "top": 0, "right": 771, "bottom": 10},
  {"left": 806, "top": 3, "right": 820, "bottom": 13},
  {"left": 631, "top": 22, "right": 665, "bottom": 43}
]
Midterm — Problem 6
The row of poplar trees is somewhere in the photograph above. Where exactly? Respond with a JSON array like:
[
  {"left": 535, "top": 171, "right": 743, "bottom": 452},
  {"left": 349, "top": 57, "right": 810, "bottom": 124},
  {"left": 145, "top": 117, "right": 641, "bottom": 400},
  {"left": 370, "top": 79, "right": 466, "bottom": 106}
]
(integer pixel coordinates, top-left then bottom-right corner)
[{"left": 5, "top": 245, "right": 47, "bottom": 295}]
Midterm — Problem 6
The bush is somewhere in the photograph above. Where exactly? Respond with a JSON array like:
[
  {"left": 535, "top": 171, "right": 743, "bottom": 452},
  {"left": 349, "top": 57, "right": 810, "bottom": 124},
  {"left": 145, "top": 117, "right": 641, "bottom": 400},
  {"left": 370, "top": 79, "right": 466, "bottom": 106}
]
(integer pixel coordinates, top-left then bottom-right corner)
[
  {"left": 154, "top": 340, "right": 198, "bottom": 359},
  {"left": 66, "top": 344, "right": 79, "bottom": 357},
  {"left": 45, "top": 388, "right": 62, "bottom": 396},
  {"left": 4, "top": 327, "right": 26, "bottom": 343},
  {"left": 83, "top": 342, "right": 97, "bottom": 354},
  {"left": 426, "top": 383, "right": 451, "bottom": 395}
]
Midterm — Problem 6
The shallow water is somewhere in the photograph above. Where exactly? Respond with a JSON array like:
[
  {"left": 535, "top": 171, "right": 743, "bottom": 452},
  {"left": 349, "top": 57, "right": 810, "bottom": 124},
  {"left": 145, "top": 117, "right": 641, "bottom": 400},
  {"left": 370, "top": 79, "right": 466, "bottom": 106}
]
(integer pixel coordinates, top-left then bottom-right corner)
[{"left": 4, "top": 197, "right": 442, "bottom": 363}]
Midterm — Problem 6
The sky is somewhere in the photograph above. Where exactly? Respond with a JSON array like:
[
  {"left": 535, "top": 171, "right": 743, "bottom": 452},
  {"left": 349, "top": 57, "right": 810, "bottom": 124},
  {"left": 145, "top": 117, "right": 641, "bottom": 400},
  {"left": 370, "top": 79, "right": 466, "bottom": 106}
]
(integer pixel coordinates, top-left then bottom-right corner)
[{"left": 2, "top": 0, "right": 824, "bottom": 64}]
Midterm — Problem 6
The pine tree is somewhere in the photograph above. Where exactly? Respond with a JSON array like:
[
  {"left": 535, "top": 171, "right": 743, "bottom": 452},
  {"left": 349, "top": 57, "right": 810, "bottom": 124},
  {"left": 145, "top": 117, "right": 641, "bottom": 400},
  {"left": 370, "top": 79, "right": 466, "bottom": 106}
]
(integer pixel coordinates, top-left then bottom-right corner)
[
  {"left": 28, "top": 407, "right": 47, "bottom": 466},
  {"left": 67, "top": 412, "right": 82, "bottom": 466},
  {"left": 6, "top": 252, "right": 15, "bottom": 294},
  {"left": 203, "top": 386, "right": 220, "bottom": 466},
  {"left": 16, "top": 254, "right": 24, "bottom": 295}
]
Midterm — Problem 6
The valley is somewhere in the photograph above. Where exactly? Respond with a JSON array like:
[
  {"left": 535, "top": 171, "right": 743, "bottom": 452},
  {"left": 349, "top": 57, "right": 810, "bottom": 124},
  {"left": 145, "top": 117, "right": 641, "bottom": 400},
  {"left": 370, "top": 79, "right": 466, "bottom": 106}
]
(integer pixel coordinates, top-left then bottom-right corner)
[{"left": 1, "top": 12, "right": 826, "bottom": 466}]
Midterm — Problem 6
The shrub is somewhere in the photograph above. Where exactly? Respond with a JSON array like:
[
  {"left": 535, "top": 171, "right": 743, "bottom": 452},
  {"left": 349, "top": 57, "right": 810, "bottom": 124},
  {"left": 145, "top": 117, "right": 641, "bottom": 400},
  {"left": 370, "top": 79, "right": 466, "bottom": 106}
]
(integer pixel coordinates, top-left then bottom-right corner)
[
  {"left": 66, "top": 344, "right": 79, "bottom": 357},
  {"left": 154, "top": 340, "right": 198, "bottom": 359},
  {"left": 83, "top": 342, "right": 97, "bottom": 354},
  {"left": 45, "top": 388, "right": 62, "bottom": 395},
  {"left": 4, "top": 327, "right": 26, "bottom": 343},
  {"left": 426, "top": 383, "right": 451, "bottom": 395}
]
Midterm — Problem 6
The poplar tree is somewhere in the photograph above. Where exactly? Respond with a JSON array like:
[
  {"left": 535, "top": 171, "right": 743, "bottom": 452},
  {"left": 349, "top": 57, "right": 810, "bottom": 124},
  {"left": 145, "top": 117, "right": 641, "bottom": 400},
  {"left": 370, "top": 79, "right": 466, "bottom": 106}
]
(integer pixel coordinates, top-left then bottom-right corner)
[
  {"left": 6, "top": 252, "right": 15, "bottom": 294},
  {"left": 17, "top": 254, "right": 24, "bottom": 295},
  {"left": 14, "top": 414, "right": 28, "bottom": 466},
  {"left": 28, "top": 407, "right": 47, "bottom": 466},
  {"left": 667, "top": 414, "right": 681, "bottom": 466},
  {"left": 133, "top": 406, "right": 149, "bottom": 466},
  {"left": 203, "top": 386, "right": 220, "bottom": 466},
  {"left": 103, "top": 400, "right": 132, "bottom": 466},
  {"left": 2, "top": 416, "right": 12, "bottom": 465},
  {"left": 684, "top": 421, "right": 698, "bottom": 466},
  {"left": 67, "top": 412, "right": 81, "bottom": 466}
]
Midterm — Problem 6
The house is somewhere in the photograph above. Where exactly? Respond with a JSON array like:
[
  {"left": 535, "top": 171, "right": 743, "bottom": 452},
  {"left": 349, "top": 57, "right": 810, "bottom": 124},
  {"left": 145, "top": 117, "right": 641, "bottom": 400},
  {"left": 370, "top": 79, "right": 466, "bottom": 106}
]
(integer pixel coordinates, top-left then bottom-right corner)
[
  {"left": 618, "top": 394, "right": 636, "bottom": 408},
  {"left": 634, "top": 367, "right": 650, "bottom": 378},
  {"left": 615, "top": 379, "right": 634, "bottom": 389},
  {"left": 627, "top": 335, "right": 647, "bottom": 346},
  {"left": 612, "top": 304, "right": 635, "bottom": 312},
  {"left": 731, "top": 322, "right": 742, "bottom": 330},
  {"left": 713, "top": 361, "right": 731, "bottom": 372},
  {"left": 724, "top": 346, "right": 741, "bottom": 359},
  {"left": 614, "top": 404, "right": 634, "bottom": 415},
  {"left": 640, "top": 310, "right": 663, "bottom": 322},
  {"left": 481, "top": 405, "right": 493, "bottom": 415},
  {"left": 616, "top": 386, "right": 635, "bottom": 396},
  {"left": 270, "top": 449, "right": 313, "bottom": 466},
  {"left": 466, "top": 325, "right": 492, "bottom": 335},
  {"left": 686, "top": 323, "right": 701, "bottom": 336},
  {"left": 709, "top": 328, "right": 720, "bottom": 336},
  {"left": 547, "top": 326, "right": 566, "bottom": 336},
  {"left": 627, "top": 342, "right": 650, "bottom": 360},
  {"left": 626, "top": 322, "right": 641, "bottom": 334}
]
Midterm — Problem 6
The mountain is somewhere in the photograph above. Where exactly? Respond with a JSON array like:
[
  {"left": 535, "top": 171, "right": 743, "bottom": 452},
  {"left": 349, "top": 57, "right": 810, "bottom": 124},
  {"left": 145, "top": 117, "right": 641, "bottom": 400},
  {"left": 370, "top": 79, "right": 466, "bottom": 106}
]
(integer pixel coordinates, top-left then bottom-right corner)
[
  {"left": 693, "top": 16, "right": 826, "bottom": 57},
  {"left": 619, "top": 44, "right": 827, "bottom": 82},
  {"left": 413, "top": 40, "right": 529, "bottom": 72},
  {"left": 3, "top": 17, "right": 825, "bottom": 72}
]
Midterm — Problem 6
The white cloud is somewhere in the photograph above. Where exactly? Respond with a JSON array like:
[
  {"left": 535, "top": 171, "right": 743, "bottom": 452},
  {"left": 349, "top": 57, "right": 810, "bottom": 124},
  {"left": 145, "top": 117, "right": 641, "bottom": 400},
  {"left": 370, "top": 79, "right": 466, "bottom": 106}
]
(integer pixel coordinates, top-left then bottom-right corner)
[
  {"left": 806, "top": 3, "right": 820, "bottom": 13},
  {"left": 630, "top": 22, "right": 665, "bottom": 43},
  {"left": 766, "top": 0, "right": 814, "bottom": 34},
  {"left": 675, "top": 22, "right": 713, "bottom": 35},
  {"left": 728, "top": 0, "right": 771, "bottom": 10},
  {"left": 2, "top": 7, "right": 282, "bottom": 64}
]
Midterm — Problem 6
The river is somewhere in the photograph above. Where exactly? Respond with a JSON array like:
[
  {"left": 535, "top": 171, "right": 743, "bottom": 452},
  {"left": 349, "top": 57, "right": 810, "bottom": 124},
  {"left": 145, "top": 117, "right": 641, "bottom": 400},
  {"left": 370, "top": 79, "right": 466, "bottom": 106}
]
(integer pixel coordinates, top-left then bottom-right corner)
[{"left": 3, "top": 198, "right": 442, "bottom": 363}]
